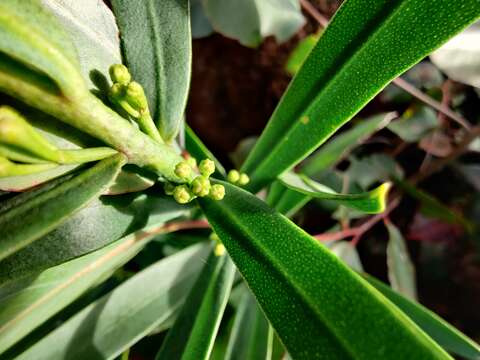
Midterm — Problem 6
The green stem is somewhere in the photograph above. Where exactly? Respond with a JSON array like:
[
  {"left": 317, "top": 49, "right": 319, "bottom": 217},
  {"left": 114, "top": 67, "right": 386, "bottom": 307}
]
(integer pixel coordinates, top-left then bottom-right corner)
[
  {"left": 137, "top": 111, "right": 163, "bottom": 144},
  {"left": 0, "top": 65, "right": 188, "bottom": 182}
]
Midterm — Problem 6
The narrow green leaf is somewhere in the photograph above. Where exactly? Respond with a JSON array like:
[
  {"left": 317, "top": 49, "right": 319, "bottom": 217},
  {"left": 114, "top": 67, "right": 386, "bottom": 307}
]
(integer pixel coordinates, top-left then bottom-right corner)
[
  {"left": 365, "top": 275, "right": 480, "bottom": 360},
  {"left": 104, "top": 169, "right": 154, "bottom": 195},
  {"left": 0, "top": 0, "right": 85, "bottom": 97},
  {"left": 203, "top": 0, "right": 304, "bottom": 47},
  {"left": 112, "top": 0, "right": 192, "bottom": 142},
  {"left": 0, "top": 192, "right": 188, "bottom": 283},
  {"left": 302, "top": 113, "right": 394, "bottom": 176},
  {"left": 14, "top": 243, "right": 210, "bottom": 360},
  {"left": 386, "top": 222, "right": 418, "bottom": 300},
  {"left": 242, "top": 0, "right": 480, "bottom": 191},
  {"left": 185, "top": 124, "right": 226, "bottom": 178},
  {"left": 0, "top": 221, "right": 192, "bottom": 355},
  {"left": 225, "top": 288, "right": 273, "bottom": 360},
  {"left": 286, "top": 33, "right": 320, "bottom": 76},
  {"left": 395, "top": 179, "right": 473, "bottom": 230},
  {"left": 280, "top": 172, "right": 390, "bottom": 214},
  {"left": 156, "top": 250, "right": 235, "bottom": 360},
  {"left": 387, "top": 106, "right": 439, "bottom": 142},
  {"left": 0, "top": 154, "right": 125, "bottom": 262},
  {"left": 41, "top": 0, "right": 122, "bottom": 88},
  {"left": 271, "top": 113, "right": 394, "bottom": 216},
  {"left": 199, "top": 181, "right": 450, "bottom": 359}
]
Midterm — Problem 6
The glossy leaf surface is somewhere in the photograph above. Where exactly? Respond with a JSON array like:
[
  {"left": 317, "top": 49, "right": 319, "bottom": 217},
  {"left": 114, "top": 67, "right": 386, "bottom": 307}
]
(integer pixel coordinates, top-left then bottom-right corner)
[
  {"left": 112, "top": 0, "right": 191, "bottom": 142},
  {"left": 199, "top": 181, "right": 450, "bottom": 359},
  {"left": 280, "top": 172, "right": 390, "bottom": 214},
  {"left": 0, "top": 154, "right": 125, "bottom": 262},
  {"left": 242, "top": 0, "right": 480, "bottom": 191},
  {"left": 365, "top": 275, "right": 480, "bottom": 359},
  {"left": 15, "top": 243, "right": 210, "bottom": 360},
  {"left": 156, "top": 250, "right": 235, "bottom": 360}
]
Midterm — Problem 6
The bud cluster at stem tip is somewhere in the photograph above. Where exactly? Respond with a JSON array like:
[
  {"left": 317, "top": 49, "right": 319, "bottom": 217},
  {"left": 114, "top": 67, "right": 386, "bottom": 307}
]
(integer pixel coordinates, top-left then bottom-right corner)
[{"left": 165, "top": 157, "right": 225, "bottom": 204}]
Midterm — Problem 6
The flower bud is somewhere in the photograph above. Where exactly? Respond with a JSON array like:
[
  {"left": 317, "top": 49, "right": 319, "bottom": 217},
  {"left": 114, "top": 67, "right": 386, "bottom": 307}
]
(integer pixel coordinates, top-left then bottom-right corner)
[
  {"left": 191, "top": 176, "right": 211, "bottom": 197},
  {"left": 109, "top": 83, "right": 125, "bottom": 100},
  {"left": 186, "top": 156, "right": 197, "bottom": 169},
  {"left": 209, "top": 184, "right": 225, "bottom": 200},
  {"left": 109, "top": 64, "right": 131, "bottom": 85},
  {"left": 174, "top": 161, "right": 192, "bottom": 180},
  {"left": 173, "top": 185, "right": 192, "bottom": 204},
  {"left": 199, "top": 159, "right": 215, "bottom": 177},
  {"left": 238, "top": 173, "right": 250, "bottom": 186},
  {"left": 125, "top": 81, "right": 148, "bottom": 111},
  {"left": 227, "top": 169, "right": 240, "bottom": 183},
  {"left": 164, "top": 182, "right": 176, "bottom": 195},
  {"left": 214, "top": 243, "right": 226, "bottom": 256},
  {"left": 209, "top": 232, "right": 220, "bottom": 242},
  {"left": 0, "top": 106, "right": 59, "bottom": 163}
]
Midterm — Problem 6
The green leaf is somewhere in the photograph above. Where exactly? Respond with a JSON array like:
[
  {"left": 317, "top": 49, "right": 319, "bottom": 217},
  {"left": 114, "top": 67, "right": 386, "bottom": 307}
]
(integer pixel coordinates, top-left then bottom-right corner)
[
  {"left": 111, "top": 0, "right": 192, "bottom": 142},
  {"left": 41, "top": 0, "right": 121, "bottom": 88},
  {"left": 302, "top": 113, "right": 394, "bottom": 176},
  {"left": 328, "top": 241, "right": 364, "bottom": 272},
  {"left": 0, "top": 0, "right": 85, "bottom": 97},
  {"left": 347, "top": 154, "right": 404, "bottom": 190},
  {"left": 285, "top": 33, "right": 320, "bottom": 76},
  {"left": 0, "top": 191, "right": 188, "bottom": 283},
  {"left": 279, "top": 172, "right": 391, "bottom": 214},
  {"left": 387, "top": 106, "right": 439, "bottom": 142},
  {"left": 13, "top": 243, "right": 210, "bottom": 360},
  {"left": 203, "top": 0, "right": 304, "bottom": 47},
  {"left": 225, "top": 288, "right": 273, "bottom": 360},
  {"left": 270, "top": 114, "right": 393, "bottom": 217},
  {"left": 242, "top": 0, "right": 480, "bottom": 191},
  {"left": 0, "top": 154, "right": 125, "bottom": 262},
  {"left": 185, "top": 124, "right": 226, "bottom": 178},
  {"left": 431, "top": 22, "right": 480, "bottom": 88},
  {"left": 156, "top": 250, "right": 235, "bottom": 360},
  {"left": 104, "top": 169, "right": 154, "bottom": 195},
  {"left": 395, "top": 179, "right": 473, "bottom": 230},
  {"left": 191, "top": 0, "right": 214, "bottom": 39},
  {"left": 386, "top": 222, "right": 418, "bottom": 300},
  {"left": 199, "top": 181, "right": 450, "bottom": 359},
  {"left": 365, "top": 275, "right": 480, "bottom": 360},
  {"left": 0, "top": 221, "right": 192, "bottom": 355}
]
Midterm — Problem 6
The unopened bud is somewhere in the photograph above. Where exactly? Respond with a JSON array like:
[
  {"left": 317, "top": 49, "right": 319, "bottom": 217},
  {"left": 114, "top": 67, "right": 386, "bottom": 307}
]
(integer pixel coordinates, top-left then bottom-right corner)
[
  {"left": 199, "top": 159, "right": 215, "bottom": 177},
  {"left": 109, "top": 83, "right": 125, "bottom": 100},
  {"left": 125, "top": 81, "right": 148, "bottom": 111},
  {"left": 174, "top": 161, "right": 192, "bottom": 180},
  {"left": 191, "top": 176, "right": 211, "bottom": 197},
  {"left": 186, "top": 156, "right": 197, "bottom": 169},
  {"left": 227, "top": 169, "right": 240, "bottom": 183},
  {"left": 238, "top": 173, "right": 250, "bottom": 186},
  {"left": 109, "top": 64, "right": 131, "bottom": 85},
  {"left": 173, "top": 185, "right": 192, "bottom": 204},
  {"left": 209, "top": 184, "right": 225, "bottom": 200},
  {"left": 214, "top": 243, "right": 225, "bottom": 256},
  {"left": 164, "top": 182, "right": 176, "bottom": 195}
]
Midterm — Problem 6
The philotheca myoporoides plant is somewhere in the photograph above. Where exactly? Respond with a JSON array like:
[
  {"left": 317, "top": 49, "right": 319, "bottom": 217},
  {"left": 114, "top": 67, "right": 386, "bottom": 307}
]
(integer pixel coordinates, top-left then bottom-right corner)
[{"left": 0, "top": 0, "right": 479, "bottom": 359}]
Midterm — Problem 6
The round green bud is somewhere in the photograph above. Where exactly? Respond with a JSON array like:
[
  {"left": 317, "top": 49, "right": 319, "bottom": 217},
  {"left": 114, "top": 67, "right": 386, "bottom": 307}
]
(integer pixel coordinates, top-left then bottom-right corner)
[
  {"left": 209, "top": 184, "right": 225, "bottom": 201},
  {"left": 164, "top": 182, "right": 176, "bottom": 195},
  {"left": 209, "top": 232, "right": 220, "bottom": 242},
  {"left": 109, "top": 83, "right": 124, "bottom": 100},
  {"left": 125, "top": 81, "right": 148, "bottom": 111},
  {"left": 214, "top": 243, "right": 226, "bottom": 256},
  {"left": 109, "top": 64, "right": 131, "bottom": 85},
  {"left": 191, "top": 176, "right": 211, "bottom": 197},
  {"left": 173, "top": 185, "right": 192, "bottom": 204},
  {"left": 227, "top": 169, "right": 240, "bottom": 183},
  {"left": 174, "top": 161, "right": 192, "bottom": 180},
  {"left": 199, "top": 159, "right": 215, "bottom": 177},
  {"left": 186, "top": 156, "right": 197, "bottom": 169},
  {"left": 238, "top": 173, "right": 250, "bottom": 186}
]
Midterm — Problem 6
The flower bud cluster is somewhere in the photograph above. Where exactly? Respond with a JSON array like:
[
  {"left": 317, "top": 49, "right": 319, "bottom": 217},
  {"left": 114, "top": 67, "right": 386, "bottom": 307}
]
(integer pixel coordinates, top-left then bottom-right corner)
[
  {"left": 165, "top": 157, "right": 225, "bottom": 204},
  {"left": 227, "top": 169, "right": 250, "bottom": 186}
]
